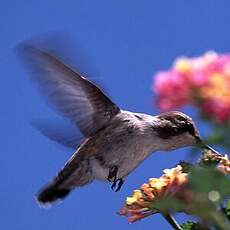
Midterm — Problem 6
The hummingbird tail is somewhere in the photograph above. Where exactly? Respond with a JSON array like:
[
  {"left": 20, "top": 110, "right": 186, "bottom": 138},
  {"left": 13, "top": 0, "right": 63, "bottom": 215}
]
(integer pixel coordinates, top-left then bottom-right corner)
[
  {"left": 37, "top": 182, "right": 71, "bottom": 205},
  {"left": 37, "top": 154, "right": 94, "bottom": 205}
]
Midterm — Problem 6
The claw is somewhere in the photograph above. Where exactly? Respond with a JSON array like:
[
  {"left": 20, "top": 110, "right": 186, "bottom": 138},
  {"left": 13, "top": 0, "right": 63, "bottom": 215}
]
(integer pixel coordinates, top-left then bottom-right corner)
[
  {"left": 108, "top": 165, "right": 124, "bottom": 192},
  {"left": 111, "top": 181, "right": 117, "bottom": 190},
  {"left": 111, "top": 178, "right": 124, "bottom": 192},
  {"left": 115, "top": 178, "right": 124, "bottom": 192}
]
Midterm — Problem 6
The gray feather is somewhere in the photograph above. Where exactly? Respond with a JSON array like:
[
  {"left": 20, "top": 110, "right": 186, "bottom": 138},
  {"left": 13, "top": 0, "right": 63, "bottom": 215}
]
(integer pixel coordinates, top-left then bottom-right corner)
[{"left": 18, "top": 44, "right": 120, "bottom": 137}]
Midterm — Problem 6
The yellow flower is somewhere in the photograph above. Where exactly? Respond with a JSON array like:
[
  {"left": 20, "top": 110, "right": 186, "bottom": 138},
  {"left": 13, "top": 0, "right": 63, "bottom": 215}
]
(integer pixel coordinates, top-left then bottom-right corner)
[
  {"left": 119, "top": 165, "right": 189, "bottom": 223},
  {"left": 174, "top": 58, "right": 192, "bottom": 73},
  {"left": 126, "top": 190, "right": 143, "bottom": 205},
  {"left": 149, "top": 177, "right": 168, "bottom": 190},
  {"left": 209, "top": 73, "right": 225, "bottom": 86},
  {"left": 177, "top": 173, "right": 188, "bottom": 184},
  {"left": 163, "top": 165, "right": 183, "bottom": 177},
  {"left": 200, "top": 73, "right": 230, "bottom": 104}
]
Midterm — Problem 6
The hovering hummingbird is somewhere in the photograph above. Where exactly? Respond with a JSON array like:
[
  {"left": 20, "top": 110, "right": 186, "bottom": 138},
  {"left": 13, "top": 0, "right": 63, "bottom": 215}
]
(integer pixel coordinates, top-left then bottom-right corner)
[{"left": 19, "top": 44, "right": 215, "bottom": 205}]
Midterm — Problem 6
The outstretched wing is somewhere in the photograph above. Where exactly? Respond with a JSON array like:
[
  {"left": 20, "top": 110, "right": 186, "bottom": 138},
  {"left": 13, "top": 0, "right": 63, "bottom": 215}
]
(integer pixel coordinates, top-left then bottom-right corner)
[{"left": 19, "top": 44, "right": 120, "bottom": 137}]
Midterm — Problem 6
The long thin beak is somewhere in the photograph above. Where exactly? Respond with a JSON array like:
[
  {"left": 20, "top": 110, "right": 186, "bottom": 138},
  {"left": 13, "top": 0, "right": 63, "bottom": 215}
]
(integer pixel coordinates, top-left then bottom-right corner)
[
  {"left": 196, "top": 138, "right": 219, "bottom": 154},
  {"left": 203, "top": 144, "right": 219, "bottom": 154}
]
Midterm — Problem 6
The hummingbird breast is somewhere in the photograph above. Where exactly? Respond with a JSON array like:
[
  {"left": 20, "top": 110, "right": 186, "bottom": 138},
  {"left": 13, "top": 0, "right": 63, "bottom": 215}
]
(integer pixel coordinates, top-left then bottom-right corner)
[{"left": 86, "top": 111, "right": 157, "bottom": 180}]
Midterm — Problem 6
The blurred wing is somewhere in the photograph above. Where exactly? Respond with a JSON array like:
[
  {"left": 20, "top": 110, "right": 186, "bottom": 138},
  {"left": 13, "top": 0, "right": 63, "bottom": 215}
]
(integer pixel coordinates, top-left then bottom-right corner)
[
  {"left": 31, "top": 120, "right": 83, "bottom": 149},
  {"left": 19, "top": 45, "right": 120, "bottom": 137}
]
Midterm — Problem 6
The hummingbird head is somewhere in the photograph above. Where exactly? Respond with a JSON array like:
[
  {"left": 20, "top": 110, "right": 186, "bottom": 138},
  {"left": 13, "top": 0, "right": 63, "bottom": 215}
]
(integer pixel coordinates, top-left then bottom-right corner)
[{"left": 154, "top": 111, "right": 202, "bottom": 151}]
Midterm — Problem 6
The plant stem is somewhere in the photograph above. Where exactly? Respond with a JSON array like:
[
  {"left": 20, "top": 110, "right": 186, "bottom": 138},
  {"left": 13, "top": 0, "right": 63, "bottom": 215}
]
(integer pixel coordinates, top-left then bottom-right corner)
[{"left": 161, "top": 212, "right": 181, "bottom": 230}]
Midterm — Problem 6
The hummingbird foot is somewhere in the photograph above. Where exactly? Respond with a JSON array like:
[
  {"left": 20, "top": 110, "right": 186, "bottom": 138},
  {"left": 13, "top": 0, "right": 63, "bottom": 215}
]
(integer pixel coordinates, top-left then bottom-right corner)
[
  {"left": 111, "top": 178, "right": 124, "bottom": 192},
  {"left": 108, "top": 165, "right": 124, "bottom": 191},
  {"left": 107, "top": 165, "right": 118, "bottom": 182}
]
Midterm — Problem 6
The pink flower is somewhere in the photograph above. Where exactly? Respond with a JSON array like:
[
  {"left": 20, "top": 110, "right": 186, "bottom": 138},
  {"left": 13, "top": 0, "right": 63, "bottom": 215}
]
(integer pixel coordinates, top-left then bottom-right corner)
[
  {"left": 202, "top": 100, "right": 230, "bottom": 122},
  {"left": 190, "top": 70, "right": 209, "bottom": 87},
  {"left": 153, "top": 70, "right": 191, "bottom": 110},
  {"left": 153, "top": 51, "right": 230, "bottom": 122}
]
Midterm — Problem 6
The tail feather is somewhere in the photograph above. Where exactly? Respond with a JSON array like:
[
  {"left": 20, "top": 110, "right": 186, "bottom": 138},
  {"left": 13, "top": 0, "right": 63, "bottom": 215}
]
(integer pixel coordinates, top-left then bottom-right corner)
[
  {"left": 37, "top": 153, "right": 93, "bottom": 205},
  {"left": 37, "top": 183, "right": 71, "bottom": 204}
]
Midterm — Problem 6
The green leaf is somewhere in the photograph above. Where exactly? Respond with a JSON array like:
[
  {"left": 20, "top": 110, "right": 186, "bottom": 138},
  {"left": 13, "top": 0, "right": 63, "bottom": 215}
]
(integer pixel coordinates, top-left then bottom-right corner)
[
  {"left": 223, "top": 199, "right": 230, "bottom": 220},
  {"left": 178, "top": 161, "right": 193, "bottom": 173},
  {"left": 180, "top": 221, "right": 210, "bottom": 230},
  {"left": 226, "top": 200, "right": 230, "bottom": 211},
  {"left": 149, "top": 196, "right": 185, "bottom": 213},
  {"left": 188, "top": 167, "right": 230, "bottom": 229},
  {"left": 189, "top": 166, "right": 230, "bottom": 199}
]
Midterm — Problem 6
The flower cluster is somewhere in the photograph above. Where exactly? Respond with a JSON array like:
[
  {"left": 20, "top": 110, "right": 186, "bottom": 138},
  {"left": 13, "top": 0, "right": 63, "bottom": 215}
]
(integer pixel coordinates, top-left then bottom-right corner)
[
  {"left": 119, "top": 151, "right": 230, "bottom": 223},
  {"left": 119, "top": 165, "right": 188, "bottom": 223},
  {"left": 202, "top": 150, "right": 230, "bottom": 174},
  {"left": 153, "top": 51, "right": 230, "bottom": 122}
]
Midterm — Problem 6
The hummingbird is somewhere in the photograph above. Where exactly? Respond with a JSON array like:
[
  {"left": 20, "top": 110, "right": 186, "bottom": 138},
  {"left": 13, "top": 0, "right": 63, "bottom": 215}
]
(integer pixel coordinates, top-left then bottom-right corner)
[{"left": 19, "top": 43, "right": 215, "bottom": 205}]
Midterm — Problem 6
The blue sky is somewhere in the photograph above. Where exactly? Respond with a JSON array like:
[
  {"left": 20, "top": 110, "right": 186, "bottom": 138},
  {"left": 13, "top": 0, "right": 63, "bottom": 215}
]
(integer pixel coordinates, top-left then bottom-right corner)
[{"left": 1, "top": 1, "right": 230, "bottom": 229}]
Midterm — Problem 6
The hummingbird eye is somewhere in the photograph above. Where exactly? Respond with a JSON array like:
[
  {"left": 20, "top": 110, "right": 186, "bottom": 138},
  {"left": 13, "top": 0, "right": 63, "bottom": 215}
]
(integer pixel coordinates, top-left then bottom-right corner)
[
  {"left": 155, "top": 112, "right": 200, "bottom": 140},
  {"left": 174, "top": 116, "right": 198, "bottom": 138},
  {"left": 182, "top": 121, "right": 200, "bottom": 141},
  {"left": 185, "top": 122, "right": 195, "bottom": 135}
]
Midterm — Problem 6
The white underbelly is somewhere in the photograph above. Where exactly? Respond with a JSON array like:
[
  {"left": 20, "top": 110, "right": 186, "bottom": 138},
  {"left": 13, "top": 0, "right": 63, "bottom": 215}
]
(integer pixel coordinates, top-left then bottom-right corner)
[
  {"left": 90, "top": 136, "right": 155, "bottom": 180},
  {"left": 90, "top": 157, "right": 109, "bottom": 181}
]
